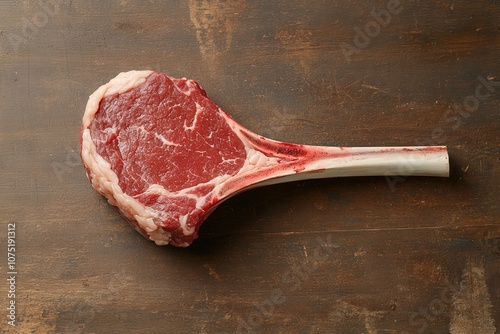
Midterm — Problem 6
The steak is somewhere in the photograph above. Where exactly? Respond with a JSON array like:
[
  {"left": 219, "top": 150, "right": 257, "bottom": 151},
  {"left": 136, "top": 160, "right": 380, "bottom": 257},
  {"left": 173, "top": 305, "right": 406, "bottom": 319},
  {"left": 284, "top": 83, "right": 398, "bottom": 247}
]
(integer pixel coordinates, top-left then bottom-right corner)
[{"left": 81, "top": 71, "right": 449, "bottom": 247}]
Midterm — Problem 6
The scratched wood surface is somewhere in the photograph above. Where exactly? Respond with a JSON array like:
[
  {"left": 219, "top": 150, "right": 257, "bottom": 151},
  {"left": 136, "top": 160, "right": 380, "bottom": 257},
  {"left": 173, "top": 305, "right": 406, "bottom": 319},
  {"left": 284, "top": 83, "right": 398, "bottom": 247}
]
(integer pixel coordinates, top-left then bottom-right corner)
[{"left": 0, "top": 1, "right": 499, "bottom": 333}]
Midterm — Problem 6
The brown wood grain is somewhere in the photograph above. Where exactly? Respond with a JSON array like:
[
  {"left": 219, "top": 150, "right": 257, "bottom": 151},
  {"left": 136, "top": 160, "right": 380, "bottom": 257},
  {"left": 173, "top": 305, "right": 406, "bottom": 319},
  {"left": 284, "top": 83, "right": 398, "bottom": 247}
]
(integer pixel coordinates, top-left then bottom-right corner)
[{"left": 0, "top": 0, "right": 498, "bottom": 333}]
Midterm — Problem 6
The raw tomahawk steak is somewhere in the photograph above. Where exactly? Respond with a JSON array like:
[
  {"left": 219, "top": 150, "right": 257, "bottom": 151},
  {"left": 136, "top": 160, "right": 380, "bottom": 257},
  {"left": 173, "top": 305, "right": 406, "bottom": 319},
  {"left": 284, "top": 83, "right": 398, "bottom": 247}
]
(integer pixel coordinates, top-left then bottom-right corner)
[{"left": 81, "top": 71, "right": 449, "bottom": 247}]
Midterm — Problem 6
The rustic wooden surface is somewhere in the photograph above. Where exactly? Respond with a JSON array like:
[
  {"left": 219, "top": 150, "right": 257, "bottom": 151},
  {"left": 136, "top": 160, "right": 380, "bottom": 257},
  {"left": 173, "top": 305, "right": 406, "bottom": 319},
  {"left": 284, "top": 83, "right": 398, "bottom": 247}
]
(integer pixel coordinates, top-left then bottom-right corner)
[{"left": 0, "top": 1, "right": 499, "bottom": 333}]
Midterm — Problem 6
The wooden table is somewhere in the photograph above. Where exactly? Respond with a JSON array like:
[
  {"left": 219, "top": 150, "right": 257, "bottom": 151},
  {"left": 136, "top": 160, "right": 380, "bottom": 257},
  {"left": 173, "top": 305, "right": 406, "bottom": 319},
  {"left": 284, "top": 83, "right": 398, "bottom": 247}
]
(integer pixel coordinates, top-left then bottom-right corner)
[{"left": 1, "top": 1, "right": 498, "bottom": 333}]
